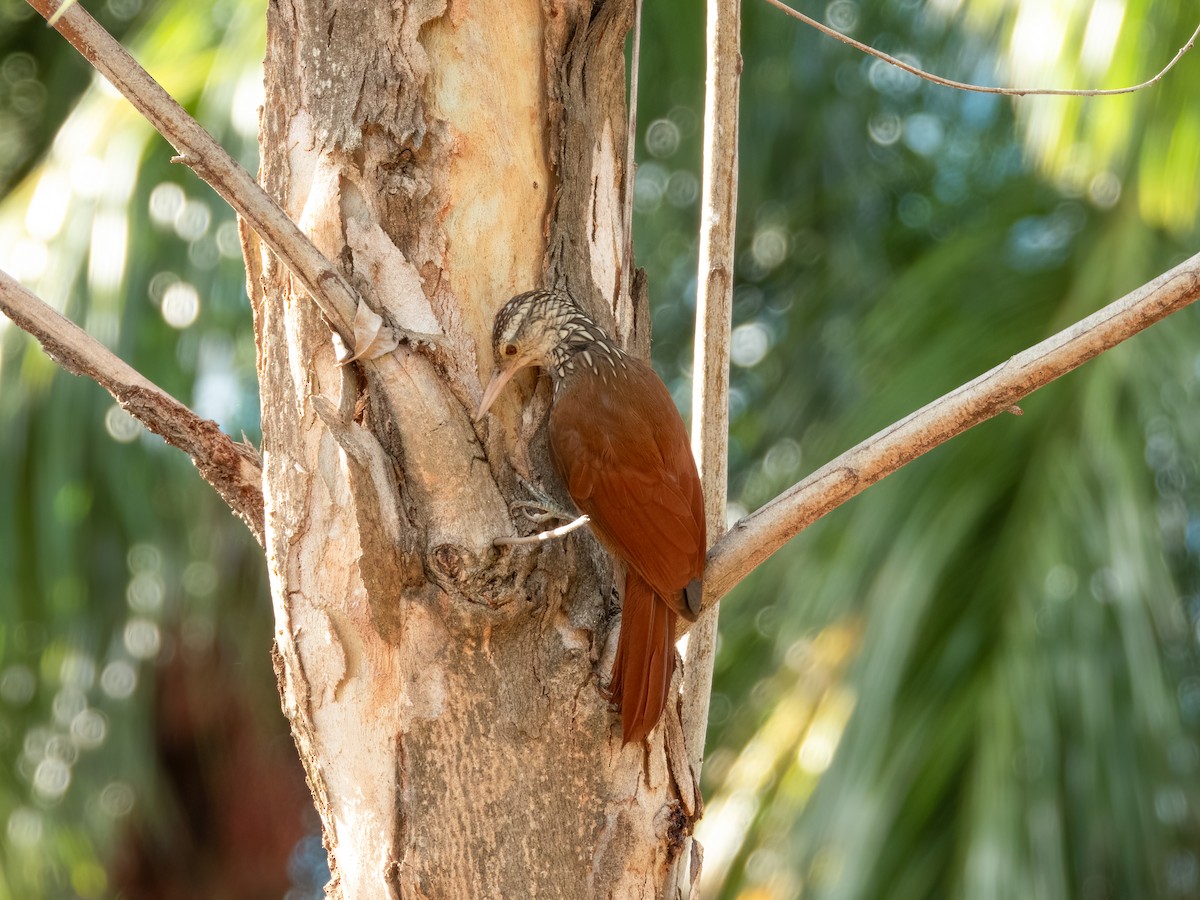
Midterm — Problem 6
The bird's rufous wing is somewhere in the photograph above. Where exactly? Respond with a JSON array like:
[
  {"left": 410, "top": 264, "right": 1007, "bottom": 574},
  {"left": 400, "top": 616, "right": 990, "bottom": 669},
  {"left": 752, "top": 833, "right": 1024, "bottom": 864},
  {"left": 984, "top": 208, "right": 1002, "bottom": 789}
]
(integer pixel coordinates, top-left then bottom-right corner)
[{"left": 549, "top": 359, "right": 706, "bottom": 616}]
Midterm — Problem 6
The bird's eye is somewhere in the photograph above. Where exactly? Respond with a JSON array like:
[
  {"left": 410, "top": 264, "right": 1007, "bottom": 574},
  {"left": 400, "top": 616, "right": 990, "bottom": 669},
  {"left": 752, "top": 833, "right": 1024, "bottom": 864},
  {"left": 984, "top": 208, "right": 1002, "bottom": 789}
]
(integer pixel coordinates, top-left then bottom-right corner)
[{"left": 503, "top": 343, "right": 518, "bottom": 357}]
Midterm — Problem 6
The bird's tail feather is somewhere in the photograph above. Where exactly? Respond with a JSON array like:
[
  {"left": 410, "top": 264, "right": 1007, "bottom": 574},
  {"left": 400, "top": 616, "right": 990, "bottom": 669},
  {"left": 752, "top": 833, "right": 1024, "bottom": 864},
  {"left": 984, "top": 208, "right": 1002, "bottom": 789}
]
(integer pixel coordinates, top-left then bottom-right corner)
[{"left": 609, "top": 571, "right": 675, "bottom": 744}]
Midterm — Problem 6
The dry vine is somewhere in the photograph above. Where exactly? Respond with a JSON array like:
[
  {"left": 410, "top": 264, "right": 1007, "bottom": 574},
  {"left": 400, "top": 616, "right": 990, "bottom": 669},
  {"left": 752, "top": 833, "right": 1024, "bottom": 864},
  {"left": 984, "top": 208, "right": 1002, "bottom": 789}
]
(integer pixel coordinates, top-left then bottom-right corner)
[{"left": 766, "top": 0, "right": 1200, "bottom": 97}]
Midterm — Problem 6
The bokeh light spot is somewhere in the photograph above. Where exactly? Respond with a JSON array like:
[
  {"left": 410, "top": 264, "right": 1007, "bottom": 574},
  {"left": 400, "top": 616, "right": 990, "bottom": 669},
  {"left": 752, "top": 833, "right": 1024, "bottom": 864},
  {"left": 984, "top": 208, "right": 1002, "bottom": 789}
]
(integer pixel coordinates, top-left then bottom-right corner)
[
  {"left": 148, "top": 270, "right": 180, "bottom": 305},
  {"left": 106, "top": 0, "right": 144, "bottom": 20},
  {"left": 898, "top": 193, "right": 932, "bottom": 229},
  {"left": 52, "top": 687, "right": 86, "bottom": 727},
  {"left": 100, "top": 660, "right": 137, "bottom": 699},
  {"left": 71, "top": 709, "right": 108, "bottom": 749},
  {"left": 869, "top": 55, "right": 922, "bottom": 95},
  {"left": 1155, "top": 786, "right": 1188, "bottom": 825},
  {"left": 127, "top": 543, "right": 162, "bottom": 575},
  {"left": 70, "top": 860, "right": 108, "bottom": 899},
  {"left": 6, "top": 807, "right": 43, "bottom": 849},
  {"left": 0, "top": 665, "right": 36, "bottom": 705},
  {"left": 33, "top": 757, "right": 71, "bottom": 801},
  {"left": 1, "top": 52, "right": 36, "bottom": 83},
  {"left": 868, "top": 112, "right": 902, "bottom": 146},
  {"left": 666, "top": 170, "right": 699, "bottom": 208},
  {"left": 634, "top": 163, "right": 668, "bottom": 213},
  {"left": 903, "top": 112, "right": 944, "bottom": 156},
  {"left": 645, "top": 119, "right": 681, "bottom": 159},
  {"left": 148, "top": 182, "right": 185, "bottom": 228},
  {"left": 825, "top": 0, "right": 858, "bottom": 33},
  {"left": 123, "top": 619, "right": 162, "bottom": 660},
  {"left": 751, "top": 226, "right": 789, "bottom": 270},
  {"left": 161, "top": 281, "right": 200, "bottom": 328},
  {"left": 798, "top": 723, "right": 839, "bottom": 774},
  {"left": 764, "top": 439, "right": 802, "bottom": 481},
  {"left": 104, "top": 404, "right": 142, "bottom": 443},
  {"left": 174, "top": 199, "right": 211, "bottom": 241},
  {"left": 99, "top": 781, "right": 135, "bottom": 817},
  {"left": 731, "top": 322, "right": 771, "bottom": 368},
  {"left": 216, "top": 220, "right": 243, "bottom": 258},
  {"left": 45, "top": 734, "right": 78, "bottom": 766},
  {"left": 126, "top": 572, "right": 165, "bottom": 615},
  {"left": 183, "top": 560, "right": 218, "bottom": 597}
]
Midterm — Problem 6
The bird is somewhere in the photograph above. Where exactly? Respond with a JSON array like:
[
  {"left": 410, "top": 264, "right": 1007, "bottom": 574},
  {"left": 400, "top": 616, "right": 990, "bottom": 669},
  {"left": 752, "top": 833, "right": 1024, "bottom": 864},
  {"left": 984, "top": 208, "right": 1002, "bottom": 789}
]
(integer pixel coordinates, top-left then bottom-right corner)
[{"left": 475, "top": 288, "right": 706, "bottom": 743}]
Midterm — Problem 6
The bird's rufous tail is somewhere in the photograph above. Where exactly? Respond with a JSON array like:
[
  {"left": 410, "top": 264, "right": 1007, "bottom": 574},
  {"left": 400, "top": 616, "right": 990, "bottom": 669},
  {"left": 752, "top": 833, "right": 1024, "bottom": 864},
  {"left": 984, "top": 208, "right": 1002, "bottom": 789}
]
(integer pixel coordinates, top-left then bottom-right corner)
[{"left": 608, "top": 571, "right": 675, "bottom": 744}]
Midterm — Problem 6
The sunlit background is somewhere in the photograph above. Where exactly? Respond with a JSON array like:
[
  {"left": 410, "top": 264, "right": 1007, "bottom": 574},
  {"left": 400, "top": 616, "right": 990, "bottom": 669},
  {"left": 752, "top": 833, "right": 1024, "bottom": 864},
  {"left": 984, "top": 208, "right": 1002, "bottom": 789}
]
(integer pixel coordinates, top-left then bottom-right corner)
[{"left": 2, "top": 0, "right": 1199, "bottom": 896}]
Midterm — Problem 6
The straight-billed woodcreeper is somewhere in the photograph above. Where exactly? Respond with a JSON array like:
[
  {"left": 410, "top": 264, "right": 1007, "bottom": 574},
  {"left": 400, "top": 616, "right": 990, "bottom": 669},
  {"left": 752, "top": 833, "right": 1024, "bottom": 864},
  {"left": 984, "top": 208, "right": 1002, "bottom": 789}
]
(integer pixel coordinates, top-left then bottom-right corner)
[{"left": 476, "top": 289, "right": 706, "bottom": 743}]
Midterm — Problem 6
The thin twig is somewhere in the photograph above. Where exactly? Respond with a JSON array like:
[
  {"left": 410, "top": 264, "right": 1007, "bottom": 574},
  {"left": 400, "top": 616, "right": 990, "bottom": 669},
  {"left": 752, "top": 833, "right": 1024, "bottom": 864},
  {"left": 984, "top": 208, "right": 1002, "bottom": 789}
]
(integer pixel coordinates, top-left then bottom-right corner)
[
  {"left": 765, "top": 0, "right": 1200, "bottom": 97},
  {"left": 0, "top": 270, "right": 265, "bottom": 543},
  {"left": 703, "top": 249, "right": 1200, "bottom": 607},
  {"left": 678, "top": 0, "right": 741, "bottom": 823},
  {"left": 620, "top": 0, "right": 642, "bottom": 300},
  {"left": 494, "top": 514, "right": 591, "bottom": 546},
  {"left": 27, "top": 0, "right": 437, "bottom": 354}
]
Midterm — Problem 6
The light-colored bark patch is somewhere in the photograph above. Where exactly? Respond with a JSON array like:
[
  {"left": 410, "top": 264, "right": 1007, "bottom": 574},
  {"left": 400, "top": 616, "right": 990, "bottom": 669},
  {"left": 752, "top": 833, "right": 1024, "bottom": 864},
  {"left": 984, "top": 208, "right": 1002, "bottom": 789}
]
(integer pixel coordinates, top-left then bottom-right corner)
[
  {"left": 345, "top": 219, "right": 443, "bottom": 334},
  {"left": 588, "top": 120, "right": 623, "bottom": 307}
]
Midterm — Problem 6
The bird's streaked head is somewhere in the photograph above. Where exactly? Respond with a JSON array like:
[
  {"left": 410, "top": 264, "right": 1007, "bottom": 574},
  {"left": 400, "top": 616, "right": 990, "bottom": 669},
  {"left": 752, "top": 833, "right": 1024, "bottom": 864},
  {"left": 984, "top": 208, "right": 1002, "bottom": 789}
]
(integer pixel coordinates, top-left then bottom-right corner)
[{"left": 476, "top": 289, "right": 606, "bottom": 421}]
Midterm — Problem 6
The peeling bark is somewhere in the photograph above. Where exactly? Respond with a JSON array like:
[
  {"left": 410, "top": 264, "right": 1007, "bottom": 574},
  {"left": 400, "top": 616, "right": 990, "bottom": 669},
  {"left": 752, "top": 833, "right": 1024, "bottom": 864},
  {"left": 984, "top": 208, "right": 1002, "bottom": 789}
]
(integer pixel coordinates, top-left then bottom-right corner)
[{"left": 249, "top": 0, "right": 694, "bottom": 894}]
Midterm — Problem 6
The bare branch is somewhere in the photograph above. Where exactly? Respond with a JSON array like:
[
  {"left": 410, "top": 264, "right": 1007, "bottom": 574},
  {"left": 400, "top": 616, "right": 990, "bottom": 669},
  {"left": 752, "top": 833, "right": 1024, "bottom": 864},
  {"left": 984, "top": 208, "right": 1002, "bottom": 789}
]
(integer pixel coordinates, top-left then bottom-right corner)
[
  {"left": 620, "top": 0, "right": 642, "bottom": 298},
  {"left": 703, "top": 249, "right": 1200, "bottom": 606},
  {"left": 690, "top": 1, "right": 740, "bottom": 531},
  {"left": 0, "top": 270, "right": 265, "bottom": 544},
  {"left": 765, "top": 0, "right": 1200, "bottom": 97},
  {"left": 26, "top": 0, "right": 439, "bottom": 354},
  {"left": 679, "top": 0, "right": 741, "bottom": 802},
  {"left": 493, "top": 514, "right": 591, "bottom": 547}
]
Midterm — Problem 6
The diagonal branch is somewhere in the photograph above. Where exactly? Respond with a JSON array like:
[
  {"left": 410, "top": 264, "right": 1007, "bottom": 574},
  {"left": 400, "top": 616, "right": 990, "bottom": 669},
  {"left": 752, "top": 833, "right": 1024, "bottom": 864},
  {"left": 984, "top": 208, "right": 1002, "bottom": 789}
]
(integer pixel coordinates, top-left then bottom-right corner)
[
  {"left": 0, "top": 270, "right": 265, "bottom": 544},
  {"left": 765, "top": 0, "right": 1200, "bottom": 98},
  {"left": 703, "top": 248, "right": 1200, "bottom": 607},
  {"left": 26, "top": 0, "right": 437, "bottom": 354}
]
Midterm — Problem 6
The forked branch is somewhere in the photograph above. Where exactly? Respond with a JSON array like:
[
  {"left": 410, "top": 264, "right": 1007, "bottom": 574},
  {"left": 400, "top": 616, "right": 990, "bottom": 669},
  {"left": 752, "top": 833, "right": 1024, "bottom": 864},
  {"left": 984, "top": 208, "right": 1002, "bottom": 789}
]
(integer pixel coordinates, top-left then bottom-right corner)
[
  {"left": 703, "top": 249, "right": 1200, "bottom": 606},
  {"left": 0, "top": 271, "right": 265, "bottom": 542}
]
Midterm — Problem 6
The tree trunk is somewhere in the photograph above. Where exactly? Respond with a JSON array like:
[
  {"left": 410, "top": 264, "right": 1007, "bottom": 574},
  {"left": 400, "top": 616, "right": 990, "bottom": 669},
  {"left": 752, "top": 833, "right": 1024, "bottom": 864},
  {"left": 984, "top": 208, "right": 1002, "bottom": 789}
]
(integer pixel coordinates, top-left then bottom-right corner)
[{"left": 244, "top": 0, "right": 700, "bottom": 894}]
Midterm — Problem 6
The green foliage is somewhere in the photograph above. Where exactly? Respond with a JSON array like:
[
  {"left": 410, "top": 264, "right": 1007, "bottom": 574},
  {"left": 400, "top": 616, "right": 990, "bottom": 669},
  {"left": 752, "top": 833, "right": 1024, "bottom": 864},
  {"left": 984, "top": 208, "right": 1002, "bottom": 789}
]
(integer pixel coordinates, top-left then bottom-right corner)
[
  {"left": 0, "top": 1, "right": 273, "bottom": 896},
  {"left": 948, "top": 0, "right": 1200, "bottom": 235}
]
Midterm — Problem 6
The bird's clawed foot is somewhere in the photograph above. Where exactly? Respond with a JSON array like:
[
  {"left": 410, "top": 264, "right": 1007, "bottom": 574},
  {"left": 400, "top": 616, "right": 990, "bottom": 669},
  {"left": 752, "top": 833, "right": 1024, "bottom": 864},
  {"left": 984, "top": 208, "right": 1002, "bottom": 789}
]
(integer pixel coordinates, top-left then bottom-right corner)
[
  {"left": 509, "top": 475, "right": 575, "bottom": 525},
  {"left": 510, "top": 500, "right": 567, "bottom": 526},
  {"left": 493, "top": 476, "right": 589, "bottom": 547}
]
